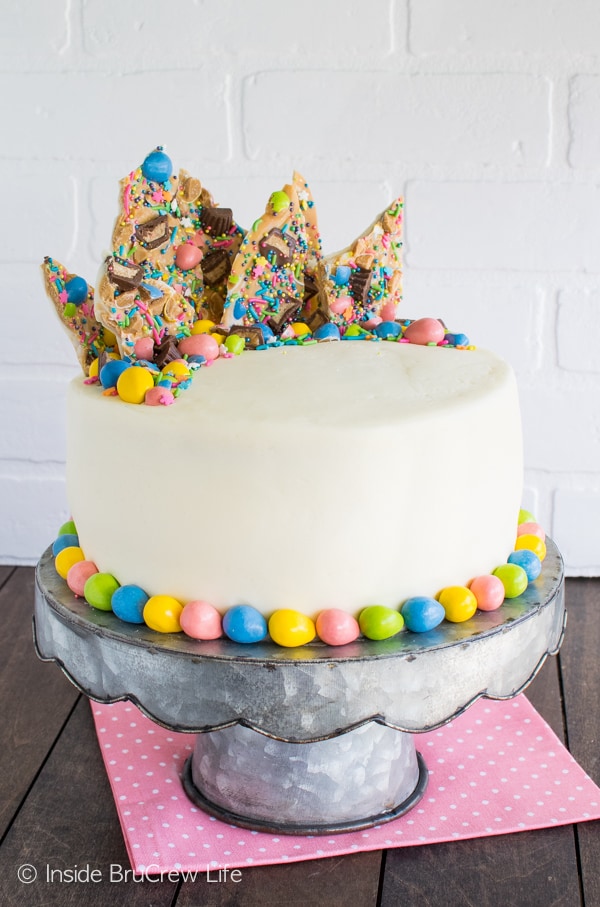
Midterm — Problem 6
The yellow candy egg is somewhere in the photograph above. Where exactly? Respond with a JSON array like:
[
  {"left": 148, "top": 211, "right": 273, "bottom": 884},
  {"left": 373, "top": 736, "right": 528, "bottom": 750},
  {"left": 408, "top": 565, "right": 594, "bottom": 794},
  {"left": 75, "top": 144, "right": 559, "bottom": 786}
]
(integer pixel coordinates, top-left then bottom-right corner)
[
  {"left": 210, "top": 332, "right": 225, "bottom": 346},
  {"left": 291, "top": 322, "right": 311, "bottom": 337},
  {"left": 438, "top": 586, "right": 478, "bottom": 623},
  {"left": 190, "top": 319, "right": 216, "bottom": 335},
  {"left": 103, "top": 329, "right": 118, "bottom": 348},
  {"left": 160, "top": 359, "right": 191, "bottom": 380},
  {"left": 143, "top": 595, "right": 184, "bottom": 633},
  {"left": 55, "top": 546, "right": 85, "bottom": 579},
  {"left": 116, "top": 366, "right": 154, "bottom": 404},
  {"left": 268, "top": 609, "right": 316, "bottom": 647},
  {"left": 514, "top": 534, "right": 547, "bottom": 561}
]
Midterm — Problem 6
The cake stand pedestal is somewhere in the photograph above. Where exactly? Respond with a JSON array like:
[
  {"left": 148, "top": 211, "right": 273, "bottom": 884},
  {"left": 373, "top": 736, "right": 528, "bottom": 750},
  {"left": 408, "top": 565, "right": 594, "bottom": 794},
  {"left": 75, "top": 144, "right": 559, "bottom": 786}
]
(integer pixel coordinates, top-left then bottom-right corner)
[{"left": 33, "top": 542, "right": 565, "bottom": 835}]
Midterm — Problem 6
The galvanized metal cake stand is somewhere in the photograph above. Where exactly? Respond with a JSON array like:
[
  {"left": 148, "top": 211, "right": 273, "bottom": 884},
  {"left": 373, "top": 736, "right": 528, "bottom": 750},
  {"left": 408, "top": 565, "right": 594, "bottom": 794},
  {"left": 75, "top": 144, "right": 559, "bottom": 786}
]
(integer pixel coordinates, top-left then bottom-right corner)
[{"left": 34, "top": 541, "right": 565, "bottom": 836}]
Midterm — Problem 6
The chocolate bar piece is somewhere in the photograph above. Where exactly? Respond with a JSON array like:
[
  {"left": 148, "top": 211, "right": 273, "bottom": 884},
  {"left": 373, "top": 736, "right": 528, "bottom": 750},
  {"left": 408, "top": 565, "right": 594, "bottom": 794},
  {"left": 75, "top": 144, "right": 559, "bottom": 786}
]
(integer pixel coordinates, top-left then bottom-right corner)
[
  {"left": 348, "top": 267, "right": 372, "bottom": 306},
  {"left": 303, "top": 272, "right": 318, "bottom": 302},
  {"left": 201, "top": 248, "right": 232, "bottom": 285},
  {"left": 106, "top": 256, "right": 144, "bottom": 291},
  {"left": 153, "top": 337, "right": 181, "bottom": 368},
  {"left": 266, "top": 296, "right": 302, "bottom": 334},
  {"left": 228, "top": 324, "right": 265, "bottom": 350},
  {"left": 199, "top": 207, "right": 233, "bottom": 236},
  {"left": 305, "top": 307, "right": 329, "bottom": 332},
  {"left": 135, "top": 215, "right": 170, "bottom": 251},
  {"left": 258, "top": 228, "right": 297, "bottom": 267}
]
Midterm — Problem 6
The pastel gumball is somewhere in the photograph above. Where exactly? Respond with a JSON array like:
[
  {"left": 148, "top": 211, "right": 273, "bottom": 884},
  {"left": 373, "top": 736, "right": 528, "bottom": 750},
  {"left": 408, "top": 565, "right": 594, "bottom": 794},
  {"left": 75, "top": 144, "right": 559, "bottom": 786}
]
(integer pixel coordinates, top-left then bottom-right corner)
[
  {"left": 84, "top": 572, "right": 120, "bottom": 611},
  {"left": 143, "top": 595, "right": 184, "bottom": 633},
  {"left": 438, "top": 586, "right": 477, "bottom": 622},
  {"left": 469, "top": 574, "right": 505, "bottom": 611},
  {"left": 268, "top": 609, "right": 316, "bottom": 648},
  {"left": 359, "top": 606, "right": 404, "bottom": 640},
  {"left": 492, "top": 564, "right": 528, "bottom": 598},
  {"left": 330, "top": 295, "right": 352, "bottom": 315},
  {"left": 514, "top": 534, "right": 546, "bottom": 561},
  {"left": 58, "top": 520, "right": 77, "bottom": 536},
  {"left": 66, "top": 560, "right": 98, "bottom": 597},
  {"left": 316, "top": 609, "right": 360, "bottom": 646},
  {"left": 111, "top": 584, "right": 149, "bottom": 624},
  {"left": 518, "top": 508, "right": 535, "bottom": 525},
  {"left": 508, "top": 548, "right": 542, "bottom": 582},
  {"left": 52, "top": 533, "right": 79, "bottom": 556},
  {"left": 145, "top": 386, "right": 175, "bottom": 406},
  {"left": 517, "top": 521, "right": 545, "bottom": 542},
  {"left": 403, "top": 317, "right": 445, "bottom": 346},
  {"left": 134, "top": 337, "right": 155, "bottom": 361},
  {"left": 175, "top": 243, "right": 203, "bottom": 271},
  {"left": 180, "top": 600, "right": 223, "bottom": 640},
  {"left": 55, "top": 546, "right": 85, "bottom": 579},
  {"left": 117, "top": 366, "right": 154, "bottom": 404},
  {"left": 178, "top": 334, "right": 219, "bottom": 361}
]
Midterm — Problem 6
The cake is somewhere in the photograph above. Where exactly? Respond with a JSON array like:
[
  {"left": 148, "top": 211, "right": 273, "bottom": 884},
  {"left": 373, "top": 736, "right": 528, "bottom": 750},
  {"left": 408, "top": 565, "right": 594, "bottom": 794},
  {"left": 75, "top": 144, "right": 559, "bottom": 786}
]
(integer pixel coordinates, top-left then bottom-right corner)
[{"left": 43, "top": 148, "right": 548, "bottom": 648}]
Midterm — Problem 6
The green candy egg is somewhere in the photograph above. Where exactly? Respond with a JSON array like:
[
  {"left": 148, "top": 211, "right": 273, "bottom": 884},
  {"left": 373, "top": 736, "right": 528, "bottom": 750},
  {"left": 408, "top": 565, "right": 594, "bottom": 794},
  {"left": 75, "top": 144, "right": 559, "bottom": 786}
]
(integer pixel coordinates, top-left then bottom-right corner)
[
  {"left": 492, "top": 563, "right": 528, "bottom": 598},
  {"left": 359, "top": 606, "right": 404, "bottom": 640},
  {"left": 269, "top": 190, "right": 290, "bottom": 214},
  {"left": 518, "top": 508, "right": 536, "bottom": 525},
  {"left": 225, "top": 334, "right": 245, "bottom": 356},
  {"left": 84, "top": 572, "right": 120, "bottom": 611},
  {"left": 58, "top": 519, "right": 77, "bottom": 536}
]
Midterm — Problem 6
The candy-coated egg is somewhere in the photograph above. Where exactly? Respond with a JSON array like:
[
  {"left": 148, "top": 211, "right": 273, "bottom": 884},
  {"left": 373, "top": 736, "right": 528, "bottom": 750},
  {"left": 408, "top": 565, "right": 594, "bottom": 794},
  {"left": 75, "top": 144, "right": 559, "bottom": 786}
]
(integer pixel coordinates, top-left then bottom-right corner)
[
  {"left": 518, "top": 508, "right": 536, "bottom": 525},
  {"left": 438, "top": 586, "right": 477, "bottom": 623},
  {"left": 516, "top": 521, "right": 545, "bottom": 542},
  {"left": 315, "top": 609, "right": 360, "bottom": 646},
  {"left": 380, "top": 301, "right": 397, "bottom": 321},
  {"left": 258, "top": 322, "right": 275, "bottom": 343},
  {"left": 116, "top": 366, "right": 155, "bottom": 404},
  {"left": 52, "top": 533, "right": 79, "bottom": 556},
  {"left": 84, "top": 572, "right": 120, "bottom": 611},
  {"left": 66, "top": 560, "right": 98, "bottom": 597},
  {"left": 334, "top": 266, "right": 351, "bottom": 286},
  {"left": 291, "top": 322, "right": 311, "bottom": 337},
  {"left": 141, "top": 148, "right": 172, "bottom": 184},
  {"left": 314, "top": 323, "right": 341, "bottom": 342},
  {"left": 330, "top": 295, "right": 352, "bottom": 315},
  {"left": 160, "top": 359, "right": 191, "bottom": 380},
  {"left": 344, "top": 324, "right": 366, "bottom": 338},
  {"left": 134, "top": 337, "right": 154, "bottom": 361},
  {"left": 222, "top": 605, "right": 267, "bottom": 644},
  {"left": 492, "top": 564, "right": 529, "bottom": 598},
  {"left": 508, "top": 549, "right": 542, "bottom": 582},
  {"left": 269, "top": 190, "right": 290, "bottom": 213},
  {"left": 469, "top": 574, "right": 505, "bottom": 611},
  {"left": 403, "top": 317, "right": 445, "bottom": 346},
  {"left": 233, "top": 298, "right": 247, "bottom": 320},
  {"left": 374, "top": 321, "right": 401, "bottom": 340},
  {"left": 143, "top": 595, "right": 183, "bottom": 633},
  {"left": 180, "top": 601, "right": 223, "bottom": 640},
  {"left": 145, "top": 386, "right": 175, "bottom": 406},
  {"left": 175, "top": 243, "right": 203, "bottom": 271},
  {"left": 58, "top": 519, "right": 77, "bottom": 536},
  {"left": 359, "top": 606, "right": 404, "bottom": 640},
  {"left": 178, "top": 333, "right": 219, "bottom": 361},
  {"left": 191, "top": 319, "right": 216, "bottom": 335},
  {"left": 65, "top": 276, "right": 88, "bottom": 305},
  {"left": 100, "top": 358, "right": 130, "bottom": 389},
  {"left": 514, "top": 534, "right": 546, "bottom": 561},
  {"left": 224, "top": 334, "right": 245, "bottom": 355},
  {"left": 268, "top": 609, "right": 316, "bottom": 647},
  {"left": 112, "top": 584, "right": 149, "bottom": 624},
  {"left": 55, "top": 546, "right": 85, "bottom": 579},
  {"left": 401, "top": 596, "right": 445, "bottom": 632}
]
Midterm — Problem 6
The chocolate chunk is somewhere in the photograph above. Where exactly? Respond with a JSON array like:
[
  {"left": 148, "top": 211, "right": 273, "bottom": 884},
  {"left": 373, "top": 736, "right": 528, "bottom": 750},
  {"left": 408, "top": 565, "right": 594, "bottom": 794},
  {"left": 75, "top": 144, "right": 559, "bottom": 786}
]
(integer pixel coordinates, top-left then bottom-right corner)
[
  {"left": 228, "top": 325, "right": 265, "bottom": 350},
  {"left": 181, "top": 176, "right": 202, "bottom": 204},
  {"left": 305, "top": 307, "right": 329, "bottom": 332},
  {"left": 266, "top": 296, "right": 301, "bottom": 334},
  {"left": 199, "top": 207, "right": 233, "bottom": 236},
  {"left": 106, "top": 256, "right": 143, "bottom": 291},
  {"left": 201, "top": 248, "right": 232, "bottom": 285},
  {"left": 203, "top": 288, "right": 225, "bottom": 323},
  {"left": 153, "top": 337, "right": 181, "bottom": 368},
  {"left": 135, "top": 215, "right": 170, "bottom": 251},
  {"left": 258, "top": 228, "right": 297, "bottom": 267},
  {"left": 348, "top": 267, "right": 372, "bottom": 307},
  {"left": 303, "top": 272, "right": 318, "bottom": 302}
]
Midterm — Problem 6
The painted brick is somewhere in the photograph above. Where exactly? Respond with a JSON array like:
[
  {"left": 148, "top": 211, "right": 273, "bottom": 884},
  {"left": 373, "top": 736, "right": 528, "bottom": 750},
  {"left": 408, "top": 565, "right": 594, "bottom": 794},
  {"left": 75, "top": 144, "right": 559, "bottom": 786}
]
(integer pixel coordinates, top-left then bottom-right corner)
[
  {"left": 0, "top": 471, "right": 68, "bottom": 563},
  {"left": 0, "top": 173, "right": 75, "bottom": 262},
  {"left": 557, "top": 289, "right": 600, "bottom": 373},
  {"left": 244, "top": 73, "right": 549, "bottom": 167},
  {"left": 0, "top": 379, "right": 67, "bottom": 463},
  {"left": 520, "top": 386, "right": 600, "bottom": 473},
  {"left": 568, "top": 76, "right": 600, "bottom": 170},
  {"left": 82, "top": 0, "right": 395, "bottom": 61},
  {"left": 407, "top": 182, "right": 600, "bottom": 272},
  {"left": 0, "top": 0, "right": 68, "bottom": 69},
  {"left": 0, "top": 74, "right": 229, "bottom": 162},
  {"left": 553, "top": 487, "right": 600, "bottom": 572},
  {"left": 410, "top": 0, "right": 600, "bottom": 55}
]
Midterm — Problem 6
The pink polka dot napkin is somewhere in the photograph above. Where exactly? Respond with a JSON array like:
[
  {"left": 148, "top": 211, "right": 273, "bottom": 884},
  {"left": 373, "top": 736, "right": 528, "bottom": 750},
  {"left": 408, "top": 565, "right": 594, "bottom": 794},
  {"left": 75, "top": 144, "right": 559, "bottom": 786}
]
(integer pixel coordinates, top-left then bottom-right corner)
[{"left": 92, "top": 695, "right": 600, "bottom": 875}]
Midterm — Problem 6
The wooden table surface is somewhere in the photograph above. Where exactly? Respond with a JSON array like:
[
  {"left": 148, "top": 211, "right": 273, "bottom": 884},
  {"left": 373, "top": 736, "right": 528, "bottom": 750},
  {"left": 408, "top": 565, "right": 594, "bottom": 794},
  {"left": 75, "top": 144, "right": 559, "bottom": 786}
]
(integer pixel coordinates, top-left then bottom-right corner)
[{"left": 0, "top": 566, "right": 598, "bottom": 907}]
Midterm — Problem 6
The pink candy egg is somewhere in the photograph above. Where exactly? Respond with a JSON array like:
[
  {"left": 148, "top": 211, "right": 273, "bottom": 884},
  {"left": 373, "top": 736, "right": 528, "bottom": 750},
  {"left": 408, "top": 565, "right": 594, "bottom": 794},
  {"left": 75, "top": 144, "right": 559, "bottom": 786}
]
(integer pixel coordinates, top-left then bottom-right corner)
[
  {"left": 178, "top": 333, "right": 220, "bottom": 361},
  {"left": 330, "top": 295, "right": 352, "bottom": 315},
  {"left": 145, "top": 386, "right": 175, "bottom": 406},
  {"left": 180, "top": 600, "right": 223, "bottom": 640},
  {"left": 134, "top": 337, "right": 154, "bottom": 361},
  {"left": 517, "top": 522, "right": 545, "bottom": 542},
  {"left": 380, "top": 301, "right": 397, "bottom": 322},
  {"left": 175, "top": 243, "right": 203, "bottom": 271},
  {"left": 403, "top": 317, "right": 445, "bottom": 346},
  {"left": 469, "top": 574, "right": 505, "bottom": 611},
  {"left": 316, "top": 609, "right": 360, "bottom": 646},
  {"left": 67, "top": 560, "right": 99, "bottom": 597}
]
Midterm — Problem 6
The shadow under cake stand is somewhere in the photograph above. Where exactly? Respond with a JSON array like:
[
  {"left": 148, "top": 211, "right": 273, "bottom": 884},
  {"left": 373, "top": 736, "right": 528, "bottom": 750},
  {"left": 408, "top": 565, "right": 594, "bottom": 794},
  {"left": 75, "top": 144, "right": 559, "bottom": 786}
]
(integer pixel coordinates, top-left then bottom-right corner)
[{"left": 34, "top": 542, "right": 565, "bottom": 836}]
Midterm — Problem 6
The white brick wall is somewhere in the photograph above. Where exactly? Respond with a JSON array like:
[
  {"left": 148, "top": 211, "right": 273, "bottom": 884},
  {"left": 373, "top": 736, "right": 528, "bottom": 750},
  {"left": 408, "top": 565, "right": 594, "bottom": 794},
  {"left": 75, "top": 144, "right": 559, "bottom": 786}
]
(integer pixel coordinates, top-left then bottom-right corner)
[{"left": 3, "top": 0, "right": 600, "bottom": 574}]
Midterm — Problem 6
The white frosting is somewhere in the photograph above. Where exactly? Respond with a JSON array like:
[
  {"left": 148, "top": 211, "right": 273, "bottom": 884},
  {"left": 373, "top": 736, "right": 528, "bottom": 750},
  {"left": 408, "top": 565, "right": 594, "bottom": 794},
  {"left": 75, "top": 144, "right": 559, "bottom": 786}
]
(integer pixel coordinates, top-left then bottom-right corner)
[{"left": 67, "top": 342, "right": 523, "bottom": 617}]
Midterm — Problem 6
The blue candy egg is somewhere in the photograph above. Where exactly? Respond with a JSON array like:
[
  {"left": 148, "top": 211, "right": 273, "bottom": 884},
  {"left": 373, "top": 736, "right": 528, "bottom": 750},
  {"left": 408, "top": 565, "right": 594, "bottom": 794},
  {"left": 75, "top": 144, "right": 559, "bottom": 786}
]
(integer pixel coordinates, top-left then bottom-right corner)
[
  {"left": 401, "top": 596, "right": 445, "bottom": 633},
  {"left": 65, "top": 276, "right": 88, "bottom": 306},
  {"left": 508, "top": 548, "right": 542, "bottom": 582},
  {"left": 222, "top": 605, "right": 268, "bottom": 643},
  {"left": 258, "top": 323, "right": 275, "bottom": 342},
  {"left": 447, "top": 332, "right": 469, "bottom": 347},
  {"left": 374, "top": 321, "right": 401, "bottom": 340},
  {"left": 334, "top": 265, "right": 351, "bottom": 286},
  {"left": 52, "top": 533, "right": 79, "bottom": 556},
  {"left": 111, "top": 584, "right": 149, "bottom": 624},
  {"left": 314, "top": 323, "right": 341, "bottom": 342},
  {"left": 233, "top": 298, "right": 247, "bottom": 320},
  {"left": 100, "top": 359, "right": 131, "bottom": 389},
  {"left": 186, "top": 355, "right": 206, "bottom": 366},
  {"left": 141, "top": 148, "right": 173, "bottom": 184}
]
